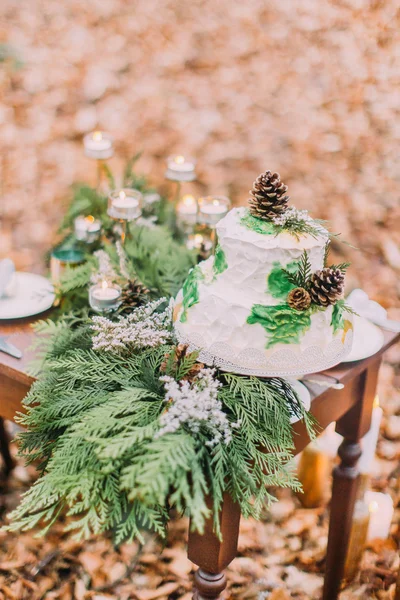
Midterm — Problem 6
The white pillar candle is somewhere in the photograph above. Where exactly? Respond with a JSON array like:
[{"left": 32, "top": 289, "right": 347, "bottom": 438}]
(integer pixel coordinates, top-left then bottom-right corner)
[
  {"left": 315, "top": 422, "right": 343, "bottom": 459},
  {"left": 89, "top": 280, "right": 122, "bottom": 313},
  {"left": 165, "top": 155, "right": 197, "bottom": 181},
  {"left": 74, "top": 215, "right": 101, "bottom": 243},
  {"left": 198, "top": 196, "right": 230, "bottom": 227},
  {"left": 83, "top": 130, "right": 114, "bottom": 160},
  {"left": 365, "top": 491, "right": 393, "bottom": 541},
  {"left": 176, "top": 194, "right": 198, "bottom": 226},
  {"left": 108, "top": 189, "right": 143, "bottom": 221},
  {"left": 358, "top": 396, "right": 383, "bottom": 474}
]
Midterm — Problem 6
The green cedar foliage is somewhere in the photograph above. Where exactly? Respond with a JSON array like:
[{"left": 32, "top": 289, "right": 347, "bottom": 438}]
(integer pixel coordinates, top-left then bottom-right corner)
[{"left": 8, "top": 319, "right": 315, "bottom": 544}]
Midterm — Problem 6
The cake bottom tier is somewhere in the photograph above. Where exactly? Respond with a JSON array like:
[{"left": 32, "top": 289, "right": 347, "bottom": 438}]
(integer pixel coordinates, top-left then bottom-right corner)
[{"left": 174, "top": 285, "right": 353, "bottom": 377}]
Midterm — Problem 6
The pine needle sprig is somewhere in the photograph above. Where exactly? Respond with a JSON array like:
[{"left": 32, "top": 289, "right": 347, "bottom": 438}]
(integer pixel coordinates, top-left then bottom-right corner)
[{"left": 282, "top": 251, "right": 313, "bottom": 290}]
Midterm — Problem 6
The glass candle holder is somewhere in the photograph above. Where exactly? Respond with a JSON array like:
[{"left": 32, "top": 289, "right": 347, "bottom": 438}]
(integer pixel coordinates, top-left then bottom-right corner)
[
  {"left": 83, "top": 130, "right": 114, "bottom": 160},
  {"left": 89, "top": 280, "right": 122, "bottom": 314},
  {"left": 74, "top": 215, "right": 101, "bottom": 243},
  {"left": 108, "top": 189, "right": 143, "bottom": 221},
  {"left": 176, "top": 194, "right": 198, "bottom": 231},
  {"left": 198, "top": 196, "right": 230, "bottom": 228},
  {"left": 165, "top": 155, "right": 197, "bottom": 182},
  {"left": 50, "top": 248, "right": 85, "bottom": 284}
]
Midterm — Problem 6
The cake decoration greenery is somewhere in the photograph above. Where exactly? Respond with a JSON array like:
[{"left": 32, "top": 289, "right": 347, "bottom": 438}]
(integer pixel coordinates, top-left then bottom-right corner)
[
  {"left": 248, "top": 251, "right": 354, "bottom": 347},
  {"left": 247, "top": 303, "right": 313, "bottom": 348},
  {"left": 267, "top": 260, "right": 297, "bottom": 300},
  {"left": 213, "top": 244, "right": 228, "bottom": 277},
  {"left": 180, "top": 265, "right": 204, "bottom": 322}
]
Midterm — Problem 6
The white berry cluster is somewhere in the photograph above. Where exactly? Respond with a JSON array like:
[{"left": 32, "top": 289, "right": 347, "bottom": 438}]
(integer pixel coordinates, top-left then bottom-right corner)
[
  {"left": 91, "top": 298, "right": 173, "bottom": 353},
  {"left": 158, "top": 368, "right": 239, "bottom": 447},
  {"left": 91, "top": 250, "right": 118, "bottom": 284},
  {"left": 272, "top": 207, "right": 312, "bottom": 227}
]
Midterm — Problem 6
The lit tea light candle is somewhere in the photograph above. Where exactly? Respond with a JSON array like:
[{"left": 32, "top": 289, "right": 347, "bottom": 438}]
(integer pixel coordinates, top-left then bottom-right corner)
[
  {"left": 176, "top": 194, "right": 198, "bottom": 227},
  {"left": 198, "top": 196, "right": 231, "bottom": 227},
  {"left": 83, "top": 130, "right": 114, "bottom": 160},
  {"left": 89, "top": 280, "right": 122, "bottom": 313},
  {"left": 108, "top": 189, "right": 143, "bottom": 221},
  {"left": 165, "top": 155, "right": 197, "bottom": 181},
  {"left": 74, "top": 215, "right": 101, "bottom": 243},
  {"left": 365, "top": 491, "right": 393, "bottom": 541}
]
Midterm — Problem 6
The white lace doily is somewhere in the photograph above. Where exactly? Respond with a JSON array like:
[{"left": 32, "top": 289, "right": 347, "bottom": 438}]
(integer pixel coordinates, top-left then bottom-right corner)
[{"left": 175, "top": 321, "right": 353, "bottom": 377}]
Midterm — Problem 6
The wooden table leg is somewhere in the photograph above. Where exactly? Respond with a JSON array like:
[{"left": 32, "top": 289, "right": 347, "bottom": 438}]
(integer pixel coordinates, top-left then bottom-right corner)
[
  {"left": 323, "top": 359, "right": 382, "bottom": 600},
  {"left": 188, "top": 493, "right": 241, "bottom": 599},
  {"left": 0, "top": 417, "right": 15, "bottom": 475}
]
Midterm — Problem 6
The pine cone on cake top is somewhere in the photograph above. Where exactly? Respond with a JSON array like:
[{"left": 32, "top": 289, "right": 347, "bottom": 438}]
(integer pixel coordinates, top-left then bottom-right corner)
[
  {"left": 249, "top": 170, "right": 290, "bottom": 221},
  {"left": 309, "top": 268, "right": 345, "bottom": 307},
  {"left": 287, "top": 287, "right": 311, "bottom": 311}
]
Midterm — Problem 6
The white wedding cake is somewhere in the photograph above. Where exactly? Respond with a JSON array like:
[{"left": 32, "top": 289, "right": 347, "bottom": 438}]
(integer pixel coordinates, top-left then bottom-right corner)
[{"left": 174, "top": 171, "right": 353, "bottom": 377}]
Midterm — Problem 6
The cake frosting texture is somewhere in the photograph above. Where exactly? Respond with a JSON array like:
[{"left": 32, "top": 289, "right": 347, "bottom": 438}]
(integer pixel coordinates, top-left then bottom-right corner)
[{"left": 174, "top": 207, "right": 353, "bottom": 377}]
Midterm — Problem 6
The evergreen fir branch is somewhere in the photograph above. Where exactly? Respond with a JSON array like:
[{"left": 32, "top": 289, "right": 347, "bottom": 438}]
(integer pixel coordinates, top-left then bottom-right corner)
[
  {"left": 273, "top": 217, "right": 329, "bottom": 240},
  {"left": 282, "top": 250, "right": 312, "bottom": 290},
  {"left": 329, "top": 262, "right": 351, "bottom": 274}
]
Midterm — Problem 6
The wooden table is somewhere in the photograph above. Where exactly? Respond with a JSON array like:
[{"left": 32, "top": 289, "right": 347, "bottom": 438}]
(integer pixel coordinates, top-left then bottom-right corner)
[{"left": 1, "top": 317, "right": 399, "bottom": 600}]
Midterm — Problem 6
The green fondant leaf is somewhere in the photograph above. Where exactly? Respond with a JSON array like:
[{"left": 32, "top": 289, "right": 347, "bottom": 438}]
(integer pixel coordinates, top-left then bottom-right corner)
[
  {"left": 213, "top": 244, "right": 228, "bottom": 277},
  {"left": 331, "top": 299, "right": 345, "bottom": 333},
  {"left": 267, "top": 261, "right": 297, "bottom": 299},
  {"left": 180, "top": 265, "right": 204, "bottom": 322},
  {"left": 240, "top": 211, "right": 276, "bottom": 235},
  {"left": 247, "top": 304, "right": 312, "bottom": 349}
]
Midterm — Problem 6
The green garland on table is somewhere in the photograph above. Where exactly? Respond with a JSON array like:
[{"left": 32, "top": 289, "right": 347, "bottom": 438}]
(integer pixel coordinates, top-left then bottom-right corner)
[{"left": 7, "top": 306, "right": 316, "bottom": 543}]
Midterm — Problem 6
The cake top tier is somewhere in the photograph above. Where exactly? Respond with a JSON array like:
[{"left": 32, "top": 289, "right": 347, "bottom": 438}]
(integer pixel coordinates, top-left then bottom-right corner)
[{"left": 217, "top": 207, "right": 329, "bottom": 252}]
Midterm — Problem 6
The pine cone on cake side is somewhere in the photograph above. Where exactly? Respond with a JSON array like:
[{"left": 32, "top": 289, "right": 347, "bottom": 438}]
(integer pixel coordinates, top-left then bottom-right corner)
[
  {"left": 249, "top": 171, "right": 290, "bottom": 220},
  {"left": 309, "top": 268, "right": 345, "bottom": 307},
  {"left": 287, "top": 287, "right": 311, "bottom": 311}
]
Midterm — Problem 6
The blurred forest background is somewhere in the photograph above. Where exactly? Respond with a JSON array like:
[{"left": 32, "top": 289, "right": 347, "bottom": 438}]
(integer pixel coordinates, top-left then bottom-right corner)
[
  {"left": 1, "top": 1, "right": 400, "bottom": 599},
  {"left": 1, "top": 0, "right": 399, "bottom": 307}
]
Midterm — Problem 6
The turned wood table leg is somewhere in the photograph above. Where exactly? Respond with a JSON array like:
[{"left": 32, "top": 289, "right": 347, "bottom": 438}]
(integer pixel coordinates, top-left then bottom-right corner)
[
  {"left": 323, "top": 359, "right": 382, "bottom": 600},
  {"left": 188, "top": 493, "right": 241, "bottom": 599},
  {"left": 0, "top": 417, "right": 14, "bottom": 476}
]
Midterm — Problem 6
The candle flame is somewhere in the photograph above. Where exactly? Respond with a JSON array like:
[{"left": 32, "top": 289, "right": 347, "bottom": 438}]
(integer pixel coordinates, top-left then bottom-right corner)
[
  {"left": 183, "top": 194, "right": 196, "bottom": 205},
  {"left": 93, "top": 130, "right": 103, "bottom": 141},
  {"left": 174, "top": 155, "right": 185, "bottom": 164},
  {"left": 194, "top": 234, "right": 203, "bottom": 244},
  {"left": 373, "top": 395, "right": 380, "bottom": 409},
  {"left": 101, "top": 280, "right": 108, "bottom": 290},
  {"left": 369, "top": 500, "right": 379, "bottom": 514},
  {"left": 212, "top": 199, "right": 220, "bottom": 206},
  {"left": 86, "top": 215, "right": 95, "bottom": 223},
  {"left": 119, "top": 190, "right": 126, "bottom": 201}
]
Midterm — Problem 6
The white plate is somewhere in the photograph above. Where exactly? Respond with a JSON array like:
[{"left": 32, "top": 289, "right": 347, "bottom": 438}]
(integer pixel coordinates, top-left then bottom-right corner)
[
  {"left": 286, "top": 378, "right": 311, "bottom": 424},
  {"left": 341, "top": 315, "right": 384, "bottom": 363},
  {"left": 0, "top": 272, "right": 55, "bottom": 320}
]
